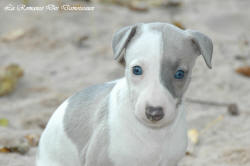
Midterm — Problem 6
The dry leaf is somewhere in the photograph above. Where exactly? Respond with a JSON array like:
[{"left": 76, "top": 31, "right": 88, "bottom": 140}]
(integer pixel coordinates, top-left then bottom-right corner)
[
  {"left": 128, "top": 1, "right": 149, "bottom": 12},
  {"left": 166, "top": 0, "right": 182, "bottom": 7},
  {"left": 2, "top": 29, "right": 26, "bottom": 42},
  {"left": 172, "top": 21, "right": 185, "bottom": 30},
  {"left": 236, "top": 66, "right": 250, "bottom": 77},
  {"left": 0, "top": 144, "right": 29, "bottom": 155},
  {"left": 0, "top": 64, "right": 24, "bottom": 96},
  {"left": 188, "top": 128, "right": 199, "bottom": 145},
  {"left": 0, "top": 118, "right": 9, "bottom": 127},
  {"left": 5, "top": 64, "right": 24, "bottom": 78},
  {"left": 25, "top": 134, "right": 40, "bottom": 147},
  {"left": 22, "top": 0, "right": 29, "bottom": 5},
  {"left": 0, "top": 147, "right": 11, "bottom": 153}
]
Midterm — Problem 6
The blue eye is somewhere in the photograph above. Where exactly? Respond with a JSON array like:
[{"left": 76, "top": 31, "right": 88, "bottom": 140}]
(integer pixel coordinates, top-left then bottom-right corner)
[
  {"left": 132, "top": 66, "right": 143, "bottom": 75},
  {"left": 174, "top": 70, "right": 185, "bottom": 79}
]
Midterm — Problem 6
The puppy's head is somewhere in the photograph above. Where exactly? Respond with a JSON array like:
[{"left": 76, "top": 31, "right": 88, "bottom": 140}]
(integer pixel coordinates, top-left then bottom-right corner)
[{"left": 112, "top": 23, "right": 213, "bottom": 128}]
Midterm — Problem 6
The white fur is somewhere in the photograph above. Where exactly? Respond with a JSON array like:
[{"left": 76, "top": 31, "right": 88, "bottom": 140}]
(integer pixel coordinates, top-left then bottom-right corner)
[
  {"left": 108, "top": 26, "right": 187, "bottom": 166},
  {"left": 108, "top": 78, "right": 187, "bottom": 166},
  {"left": 37, "top": 100, "right": 81, "bottom": 166},
  {"left": 37, "top": 24, "right": 192, "bottom": 166},
  {"left": 125, "top": 26, "right": 178, "bottom": 128}
]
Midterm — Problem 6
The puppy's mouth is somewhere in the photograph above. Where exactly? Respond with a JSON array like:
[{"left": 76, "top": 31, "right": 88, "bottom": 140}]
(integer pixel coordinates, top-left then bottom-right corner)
[
  {"left": 134, "top": 107, "right": 180, "bottom": 129},
  {"left": 135, "top": 113, "right": 175, "bottom": 129}
]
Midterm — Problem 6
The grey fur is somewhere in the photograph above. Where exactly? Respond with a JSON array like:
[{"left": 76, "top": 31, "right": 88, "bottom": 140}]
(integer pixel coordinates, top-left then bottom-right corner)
[
  {"left": 186, "top": 29, "right": 213, "bottom": 69},
  {"left": 144, "top": 23, "right": 212, "bottom": 98},
  {"left": 63, "top": 83, "right": 115, "bottom": 166},
  {"left": 146, "top": 23, "right": 195, "bottom": 98},
  {"left": 112, "top": 25, "right": 138, "bottom": 63},
  {"left": 38, "top": 22, "right": 213, "bottom": 166}
]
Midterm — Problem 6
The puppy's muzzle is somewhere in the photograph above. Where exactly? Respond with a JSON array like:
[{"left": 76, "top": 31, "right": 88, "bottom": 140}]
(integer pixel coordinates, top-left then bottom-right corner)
[{"left": 145, "top": 106, "right": 164, "bottom": 122}]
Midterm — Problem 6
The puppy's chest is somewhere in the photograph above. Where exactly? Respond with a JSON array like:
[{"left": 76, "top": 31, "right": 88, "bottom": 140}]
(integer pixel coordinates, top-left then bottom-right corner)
[{"left": 108, "top": 128, "right": 187, "bottom": 166}]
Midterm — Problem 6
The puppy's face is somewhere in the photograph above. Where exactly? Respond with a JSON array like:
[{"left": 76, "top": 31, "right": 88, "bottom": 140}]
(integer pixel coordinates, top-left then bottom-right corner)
[
  {"left": 112, "top": 23, "right": 213, "bottom": 128},
  {"left": 124, "top": 26, "right": 196, "bottom": 128}
]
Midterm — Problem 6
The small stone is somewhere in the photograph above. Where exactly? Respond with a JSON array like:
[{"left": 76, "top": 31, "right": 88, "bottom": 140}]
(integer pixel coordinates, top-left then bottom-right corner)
[
  {"left": 227, "top": 103, "right": 239, "bottom": 116},
  {"left": 235, "top": 55, "right": 247, "bottom": 61},
  {"left": 74, "top": 35, "right": 89, "bottom": 48}
]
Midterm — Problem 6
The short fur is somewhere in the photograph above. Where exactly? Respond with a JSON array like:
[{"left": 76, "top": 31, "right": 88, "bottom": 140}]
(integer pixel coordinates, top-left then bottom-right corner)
[{"left": 37, "top": 22, "right": 213, "bottom": 166}]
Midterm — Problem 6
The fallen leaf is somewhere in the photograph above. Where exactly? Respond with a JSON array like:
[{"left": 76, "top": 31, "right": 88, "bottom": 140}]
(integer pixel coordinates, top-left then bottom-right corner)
[
  {"left": 128, "top": 1, "right": 149, "bottom": 12},
  {"left": 22, "top": 0, "right": 29, "bottom": 5},
  {"left": 0, "top": 147, "right": 11, "bottom": 153},
  {"left": 1, "top": 29, "right": 26, "bottom": 42},
  {"left": 0, "top": 118, "right": 9, "bottom": 127},
  {"left": 0, "top": 77, "right": 16, "bottom": 96},
  {"left": 166, "top": 0, "right": 182, "bottom": 7},
  {"left": 5, "top": 64, "right": 24, "bottom": 78},
  {"left": 236, "top": 66, "right": 250, "bottom": 77},
  {"left": 0, "top": 144, "right": 29, "bottom": 155},
  {"left": 172, "top": 21, "right": 185, "bottom": 30},
  {"left": 0, "top": 64, "right": 24, "bottom": 96},
  {"left": 25, "top": 134, "right": 40, "bottom": 147},
  {"left": 188, "top": 128, "right": 199, "bottom": 145}
]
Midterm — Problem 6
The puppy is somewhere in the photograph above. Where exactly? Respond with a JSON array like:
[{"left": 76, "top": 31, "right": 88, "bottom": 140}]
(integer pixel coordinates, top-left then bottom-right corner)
[{"left": 37, "top": 22, "right": 213, "bottom": 166}]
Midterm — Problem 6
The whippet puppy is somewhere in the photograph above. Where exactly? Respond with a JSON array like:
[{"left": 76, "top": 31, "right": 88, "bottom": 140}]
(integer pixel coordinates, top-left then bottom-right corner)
[{"left": 37, "top": 22, "right": 213, "bottom": 166}]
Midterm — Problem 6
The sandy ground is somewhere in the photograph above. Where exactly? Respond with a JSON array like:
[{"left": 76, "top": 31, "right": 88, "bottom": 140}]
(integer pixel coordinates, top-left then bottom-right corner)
[{"left": 0, "top": 0, "right": 250, "bottom": 165}]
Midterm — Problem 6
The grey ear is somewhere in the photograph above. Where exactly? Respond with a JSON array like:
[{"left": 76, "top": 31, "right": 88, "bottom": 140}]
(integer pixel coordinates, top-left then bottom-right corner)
[
  {"left": 112, "top": 25, "right": 137, "bottom": 63},
  {"left": 186, "top": 30, "right": 213, "bottom": 69}
]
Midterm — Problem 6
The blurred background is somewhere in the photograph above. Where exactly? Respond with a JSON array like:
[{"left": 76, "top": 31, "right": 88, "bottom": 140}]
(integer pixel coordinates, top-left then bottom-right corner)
[{"left": 0, "top": 0, "right": 250, "bottom": 165}]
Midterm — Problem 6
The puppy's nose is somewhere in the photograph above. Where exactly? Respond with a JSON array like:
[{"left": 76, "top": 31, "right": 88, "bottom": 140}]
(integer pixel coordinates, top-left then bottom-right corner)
[{"left": 145, "top": 106, "right": 164, "bottom": 122}]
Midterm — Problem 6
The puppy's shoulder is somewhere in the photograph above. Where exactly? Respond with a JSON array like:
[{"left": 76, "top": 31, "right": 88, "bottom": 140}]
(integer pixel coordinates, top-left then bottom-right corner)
[
  {"left": 62, "top": 81, "right": 116, "bottom": 151},
  {"left": 70, "top": 82, "right": 116, "bottom": 105}
]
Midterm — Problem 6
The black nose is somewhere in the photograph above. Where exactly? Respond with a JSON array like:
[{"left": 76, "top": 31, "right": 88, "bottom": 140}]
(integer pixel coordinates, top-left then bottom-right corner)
[{"left": 145, "top": 106, "right": 164, "bottom": 122}]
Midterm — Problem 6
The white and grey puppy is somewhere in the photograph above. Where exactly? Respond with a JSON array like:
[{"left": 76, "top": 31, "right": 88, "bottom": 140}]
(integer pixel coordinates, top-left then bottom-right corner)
[{"left": 37, "top": 22, "right": 213, "bottom": 166}]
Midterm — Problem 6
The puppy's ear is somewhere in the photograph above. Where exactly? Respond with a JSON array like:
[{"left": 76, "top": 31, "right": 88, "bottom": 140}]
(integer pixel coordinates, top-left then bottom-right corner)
[
  {"left": 112, "top": 25, "right": 137, "bottom": 64},
  {"left": 186, "top": 30, "right": 213, "bottom": 69}
]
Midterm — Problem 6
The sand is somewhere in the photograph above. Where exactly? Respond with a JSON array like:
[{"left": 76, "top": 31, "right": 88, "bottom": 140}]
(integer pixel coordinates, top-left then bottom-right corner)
[{"left": 0, "top": 0, "right": 250, "bottom": 165}]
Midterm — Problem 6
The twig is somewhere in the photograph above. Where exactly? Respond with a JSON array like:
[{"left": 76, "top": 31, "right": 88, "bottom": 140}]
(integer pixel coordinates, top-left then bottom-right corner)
[
  {"left": 186, "top": 98, "right": 240, "bottom": 116},
  {"left": 186, "top": 98, "right": 231, "bottom": 107}
]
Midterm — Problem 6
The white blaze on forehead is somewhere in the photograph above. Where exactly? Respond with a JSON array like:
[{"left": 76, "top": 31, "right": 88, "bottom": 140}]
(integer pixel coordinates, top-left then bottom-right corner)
[
  {"left": 125, "top": 25, "right": 175, "bottom": 108},
  {"left": 125, "top": 25, "right": 163, "bottom": 65}
]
